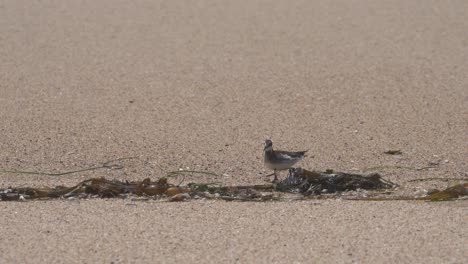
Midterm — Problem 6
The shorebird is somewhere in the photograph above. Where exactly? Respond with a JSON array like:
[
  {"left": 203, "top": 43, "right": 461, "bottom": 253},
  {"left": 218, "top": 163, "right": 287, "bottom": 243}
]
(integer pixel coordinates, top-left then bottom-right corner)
[{"left": 263, "top": 139, "right": 307, "bottom": 183}]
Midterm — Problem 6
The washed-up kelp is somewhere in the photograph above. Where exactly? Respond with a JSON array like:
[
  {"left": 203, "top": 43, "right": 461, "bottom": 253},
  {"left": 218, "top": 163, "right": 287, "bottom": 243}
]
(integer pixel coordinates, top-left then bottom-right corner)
[
  {"left": 1, "top": 168, "right": 393, "bottom": 202},
  {"left": 344, "top": 182, "right": 468, "bottom": 202},
  {"left": 416, "top": 183, "right": 467, "bottom": 201},
  {"left": 0, "top": 178, "right": 174, "bottom": 201},
  {"left": 0, "top": 177, "right": 276, "bottom": 202},
  {"left": 188, "top": 183, "right": 278, "bottom": 201},
  {"left": 276, "top": 168, "right": 396, "bottom": 194},
  {"left": 1, "top": 169, "right": 466, "bottom": 202},
  {"left": 277, "top": 168, "right": 467, "bottom": 201}
]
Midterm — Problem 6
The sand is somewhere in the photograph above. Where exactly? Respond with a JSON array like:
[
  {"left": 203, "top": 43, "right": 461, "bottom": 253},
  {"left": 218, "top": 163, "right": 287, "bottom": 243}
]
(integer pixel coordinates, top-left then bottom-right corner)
[{"left": 1, "top": 0, "right": 467, "bottom": 263}]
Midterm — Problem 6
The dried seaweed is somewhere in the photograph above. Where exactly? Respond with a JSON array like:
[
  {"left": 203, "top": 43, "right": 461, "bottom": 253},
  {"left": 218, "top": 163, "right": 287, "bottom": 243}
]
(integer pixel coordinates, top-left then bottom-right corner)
[
  {"left": 417, "top": 183, "right": 468, "bottom": 201},
  {"left": 362, "top": 165, "right": 437, "bottom": 172},
  {"left": 384, "top": 150, "right": 402, "bottom": 155},
  {"left": 276, "top": 168, "right": 396, "bottom": 195},
  {"left": 166, "top": 170, "right": 219, "bottom": 178},
  {"left": 0, "top": 168, "right": 395, "bottom": 202},
  {"left": 190, "top": 183, "right": 278, "bottom": 202},
  {"left": 0, "top": 177, "right": 280, "bottom": 202},
  {"left": 1, "top": 167, "right": 466, "bottom": 202},
  {"left": 344, "top": 183, "right": 468, "bottom": 202},
  {"left": 408, "top": 177, "right": 468, "bottom": 182},
  {"left": 0, "top": 177, "right": 172, "bottom": 201},
  {"left": 0, "top": 157, "right": 137, "bottom": 176}
]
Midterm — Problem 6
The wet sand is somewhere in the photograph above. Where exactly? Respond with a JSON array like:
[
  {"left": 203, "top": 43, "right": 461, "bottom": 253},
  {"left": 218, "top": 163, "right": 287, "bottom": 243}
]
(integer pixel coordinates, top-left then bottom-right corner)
[{"left": 1, "top": 0, "right": 467, "bottom": 263}]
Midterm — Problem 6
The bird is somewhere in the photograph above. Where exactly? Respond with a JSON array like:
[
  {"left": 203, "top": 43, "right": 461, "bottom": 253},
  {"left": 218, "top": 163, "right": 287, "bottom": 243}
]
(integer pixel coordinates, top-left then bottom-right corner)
[{"left": 263, "top": 139, "right": 307, "bottom": 183}]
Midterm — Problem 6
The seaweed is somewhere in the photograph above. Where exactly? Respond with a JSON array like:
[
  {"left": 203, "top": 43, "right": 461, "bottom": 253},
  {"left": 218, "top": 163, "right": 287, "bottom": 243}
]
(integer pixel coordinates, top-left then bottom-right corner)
[
  {"left": 343, "top": 183, "right": 467, "bottom": 202},
  {"left": 416, "top": 183, "right": 467, "bottom": 201},
  {"left": 384, "top": 150, "right": 402, "bottom": 155},
  {"left": 276, "top": 168, "right": 396, "bottom": 195},
  {"left": 1, "top": 166, "right": 466, "bottom": 202},
  {"left": 0, "top": 168, "right": 397, "bottom": 202},
  {"left": 0, "top": 157, "right": 136, "bottom": 176},
  {"left": 0, "top": 177, "right": 172, "bottom": 200},
  {"left": 408, "top": 177, "right": 468, "bottom": 182}
]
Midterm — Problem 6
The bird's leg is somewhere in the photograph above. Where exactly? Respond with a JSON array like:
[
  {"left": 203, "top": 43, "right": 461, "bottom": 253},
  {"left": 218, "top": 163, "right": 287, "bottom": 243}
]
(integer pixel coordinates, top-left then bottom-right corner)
[{"left": 272, "top": 169, "right": 278, "bottom": 183}]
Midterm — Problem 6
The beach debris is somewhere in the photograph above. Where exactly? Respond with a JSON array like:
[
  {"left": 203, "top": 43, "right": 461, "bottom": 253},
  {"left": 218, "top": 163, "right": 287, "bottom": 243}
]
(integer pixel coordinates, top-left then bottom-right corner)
[
  {"left": 384, "top": 150, "right": 402, "bottom": 155},
  {"left": 1, "top": 169, "right": 466, "bottom": 202},
  {"left": 0, "top": 177, "right": 174, "bottom": 201},
  {"left": 0, "top": 157, "right": 136, "bottom": 176},
  {"left": 169, "top": 193, "right": 191, "bottom": 202},
  {"left": 0, "top": 178, "right": 277, "bottom": 202},
  {"left": 416, "top": 183, "right": 468, "bottom": 201},
  {"left": 0, "top": 168, "right": 395, "bottom": 202},
  {"left": 344, "top": 183, "right": 468, "bottom": 202},
  {"left": 276, "top": 168, "right": 396, "bottom": 195},
  {"left": 363, "top": 164, "right": 438, "bottom": 172},
  {"left": 191, "top": 184, "right": 279, "bottom": 202},
  {"left": 408, "top": 177, "right": 468, "bottom": 182},
  {"left": 165, "top": 186, "right": 189, "bottom": 197}
]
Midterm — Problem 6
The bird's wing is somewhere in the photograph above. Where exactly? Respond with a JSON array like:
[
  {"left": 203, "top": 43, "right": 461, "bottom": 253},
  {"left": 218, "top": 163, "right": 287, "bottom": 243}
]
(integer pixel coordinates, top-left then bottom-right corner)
[{"left": 276, "top": 151, "right": 306, "bottom": 159}]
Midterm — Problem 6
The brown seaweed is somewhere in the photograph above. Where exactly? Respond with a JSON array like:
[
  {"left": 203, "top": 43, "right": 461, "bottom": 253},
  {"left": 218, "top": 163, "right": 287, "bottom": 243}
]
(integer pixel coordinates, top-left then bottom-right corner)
[
  {"left": 276, "top": 168, "right": 396, "bottom": 195},
  {"left": 416, "top": 183, "right": 467, "bottom": 201},
  {"left": 1, "top": 169, "right": 466, "bottom": 202},
  {"left": 343, "top": 183, "right": 468, "bottom": 202},
  {"left": 384, "top": 150, "right": 402, "bottom": 155},
  {"left": 0, "top": 177, "right": 172, "bottom": 200}
]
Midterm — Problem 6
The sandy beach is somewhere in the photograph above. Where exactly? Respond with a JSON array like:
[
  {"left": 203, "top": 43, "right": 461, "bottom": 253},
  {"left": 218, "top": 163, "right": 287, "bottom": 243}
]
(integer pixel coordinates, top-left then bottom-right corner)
[{"left": 1, "top": 0, "right": 467, "bottom": 263}]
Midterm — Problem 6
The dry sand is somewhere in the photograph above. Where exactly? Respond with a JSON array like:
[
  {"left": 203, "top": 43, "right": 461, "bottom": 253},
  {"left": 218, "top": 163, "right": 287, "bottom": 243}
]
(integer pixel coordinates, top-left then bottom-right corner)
[{"left": 1, "top": 0, "right": 467, "bottom": 263}]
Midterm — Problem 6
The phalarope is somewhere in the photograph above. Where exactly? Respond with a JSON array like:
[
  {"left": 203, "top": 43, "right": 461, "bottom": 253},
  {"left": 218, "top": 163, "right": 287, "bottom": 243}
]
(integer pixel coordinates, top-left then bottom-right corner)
[{"left": 263, "top": 139, "right": 307, "bottom": 182}]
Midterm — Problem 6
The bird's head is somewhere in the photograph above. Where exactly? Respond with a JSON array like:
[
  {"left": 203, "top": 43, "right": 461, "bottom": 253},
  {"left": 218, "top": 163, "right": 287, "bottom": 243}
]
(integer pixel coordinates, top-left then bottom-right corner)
[{"left": 264, "top": 139, "right": 273, "bottom": 151}]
